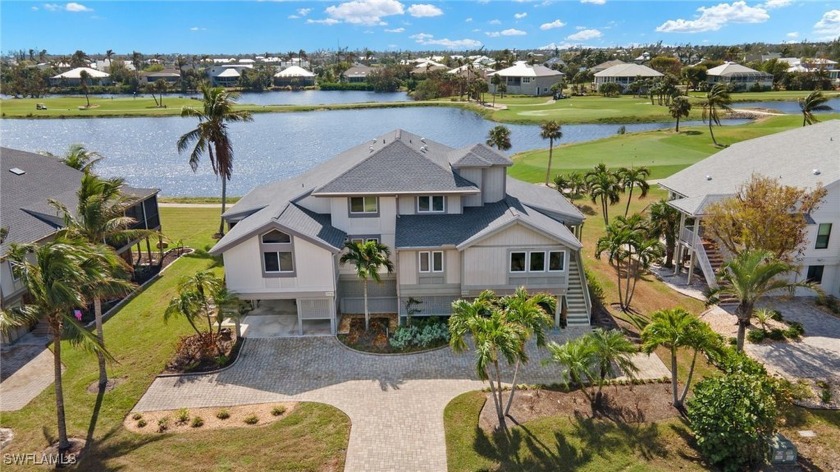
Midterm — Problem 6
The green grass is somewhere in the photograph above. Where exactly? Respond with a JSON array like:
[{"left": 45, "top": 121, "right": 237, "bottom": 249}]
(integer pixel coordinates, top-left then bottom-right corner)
[
  {"left": 158, "top": 196, "right": 241, "bottom": 205},
  {"left": 445, "top": 391, "right": 706, "bottom": 472},
  {"left": 0, "top": 207, "right": 350, "bottom": 470},
  {"left": 508, "top": 114, "right": 835, "bottom": 183}
]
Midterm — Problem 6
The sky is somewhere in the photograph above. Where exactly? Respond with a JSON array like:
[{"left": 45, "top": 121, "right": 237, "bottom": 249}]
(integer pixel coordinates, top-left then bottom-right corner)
[{"left": 2, "top": 0, "right": 839, "bottom": 55}]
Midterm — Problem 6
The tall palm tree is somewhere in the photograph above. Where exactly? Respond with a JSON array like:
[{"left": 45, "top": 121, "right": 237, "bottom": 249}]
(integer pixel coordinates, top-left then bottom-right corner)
[
  {"left": 586, "top": 164, "right": 622, "bottom": 225},
  {"left": 491, "top": 74, "right": 501, "bottom": 106},
  {"left": 641, "top": 308, "right": 721, "bottom": 408},
  {"left": 50, "top": 173, "right": 143, "bottom": 388},
  {"left": 165, "top": 270, "right": 225, "bottom": 355},
  {"left": 540, "top": 120, "right": 563, "bottom": 185},
  {"left": 177, "top": 85, "right": 253, "bottom": 237},
  {"left": 41, "top": 144, "right": 102, "bottom": 172},
  {"left": 799, "top": 91, "right": 833, "bottom": 126},
  {"left": 700, "top": 84, "right": 732, "bottom": 146},
  {"left": 79, "top": 69, "right": 91, "bottom": 108},
  {"left": 648, "top": 200, "right": 681, "bottom": 268},
  {"left": 449, "top": 297, "right": 527, "bottom": 430},
  {"left": 668, "top": 95, "right": 692, "bottom": 132},
  {"left": 618, "top": 166, "right": 650, "bottom": 217},
  {"left": 589, "top": 328, "right": 638, "bottom": 406},
  {"left": 485, "top": 125, "right": 512, "bottom": 151},
  {"left": 6, "top": 240, "right": 111, "bottom": 456},
  {"left": 596, "top": 215, "right": 662, "bottom": 311},
  {"left": 712, "top": 249, "right": 818, "bottom": 351},
  {"left": 339, "top": 240, "right": 394, "bottom": 331}
]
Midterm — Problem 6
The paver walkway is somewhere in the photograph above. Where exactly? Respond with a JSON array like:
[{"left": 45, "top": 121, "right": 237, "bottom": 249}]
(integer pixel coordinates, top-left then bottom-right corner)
[
  {"left": 0, "top": 333, "right": 57, "bottom": 411},
  {"left": 135, "top": 330, "right": 669, "bottom": 472}
]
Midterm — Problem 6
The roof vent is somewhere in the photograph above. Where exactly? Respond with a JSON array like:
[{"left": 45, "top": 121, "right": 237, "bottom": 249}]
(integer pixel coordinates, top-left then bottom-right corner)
[
  {"left": 369, "top": 146, "right": 375, "bottom": 153},
  {"left": 420, "top": 146, "right": 427, "bottom": 153},
  {"left": 813, "top": 169, "right": 821, "bottom": 175},
  {"left": 705, "top": 175, "right": 712, "bottom": 181},
  {"left": 9, "top": 167, "right": 25, "bottom": 175},
  {"left": 371, "top": 139, "right": 377, "bottom": 144},
  {"left": 420, "top": 137, "right": 426, "bottom": 143}
]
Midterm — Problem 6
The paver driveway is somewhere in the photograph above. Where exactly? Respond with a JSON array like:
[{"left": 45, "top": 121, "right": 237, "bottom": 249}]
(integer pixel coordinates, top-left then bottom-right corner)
[{"left": 135, "top": 329, "right": 668, "bottom": 471}]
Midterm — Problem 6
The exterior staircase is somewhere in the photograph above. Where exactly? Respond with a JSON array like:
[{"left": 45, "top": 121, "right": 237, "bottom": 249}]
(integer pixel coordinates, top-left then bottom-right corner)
[
  {"left": 700, "top": 239, "right": 738, "bottom": 306},
  {"left": 565, "top": 254, "right": 591, "bottom": 326}
]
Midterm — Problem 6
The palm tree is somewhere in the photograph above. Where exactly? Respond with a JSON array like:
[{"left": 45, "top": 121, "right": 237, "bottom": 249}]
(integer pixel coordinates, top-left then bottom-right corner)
[
  {"left": 540, "top": 120, "right": 563, "bottom": 185},
  {"left": 485, "top": 125, "right": 512, "bottom": 151},
  {"left": 165, "top": 270, "right": 224, "bottom": 355},
  {"left": 641, "top": 308, "right": 721, "bottom": 408},
  {"left": 6, "top": 240, "right": 111, "bottom": 457},
  {"left": 799, "top": 91, "right": 833, "bottom": 126},
  {"left": 50, "top": 173, "right": 143, "bottom": 388},
  {"left": 700, "top": 84, "right": 732, "bottom": 146},
  {"left": 498, "top": 288, "right": 554, "bottom": 415},
  {"left": 668, "top": 95, "right": 692, "bottom": 132},
  {"left": 586, "top": 164, "right": 622, "bottom": 225},
  {"left": 491, "top": 74, "right": 501, "bottom": 106},
  {"left": 79, "top": 69, "right": 91, "bottom": 108},
  {"left": 449, "top": 296, "right": 527, "bottom": 430},
  {"left": 648, "top": 200, "right": 681, "bottom": 268},
  {"left": 589, "top": 328, "right": 638, "bottom": 406},
  {"left": 546, "top": 336, "right": 596, "bottom": 402},
  {"left": 41, "top": 144, "right": 102, "bottom": 172},
  {"left": 339, "top": 240, "right": 394, "bottom": 331},
  {"left": 177, "top": 85, "right": 254, "bottom": 237},
  {"left": 618, "top": 166, "right": 650, "bottom": 217},
  {"left": 712, "top": 249, "right": 818, "bottom": 351},
  {"left": 596, "top": 215, "right": 662, "bottom": 311}
]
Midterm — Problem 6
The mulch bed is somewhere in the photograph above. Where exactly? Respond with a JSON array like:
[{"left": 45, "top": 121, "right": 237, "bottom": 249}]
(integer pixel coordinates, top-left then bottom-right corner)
[
  {"left": 124, "top": 403, "right": 297, "bottom": 434},
  {"left": 164, "top": 330, "right": 241, "bottom": 374},
  {"left": 337, "top": 317, "right": 395, "bottom": 353},
  {"left": 479, "top": 383, "right": 681, "bottom": 432}
]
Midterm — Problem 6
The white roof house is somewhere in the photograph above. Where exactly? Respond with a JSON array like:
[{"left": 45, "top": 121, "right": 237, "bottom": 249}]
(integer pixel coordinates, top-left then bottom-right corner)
[
  {"left": 494, "top": 61, "right": 562, "bottom": 78},
  {"left": 593, "top": 64, "right": 662, "bottom": 90},
  {"left": 274, "top": 66, "right": 315, "bottom": 78},
  {"left": 216, "top": 68, "right": 241, "bottom": 78},
  {"left": 51, "top": 67, "right": 110, "bottom": 80},
  {"left": 706, "top": 62, "right": 773, "bottom": 90},
  {"left": 489, "top": 61, "right": 563, "bottom": 96}
]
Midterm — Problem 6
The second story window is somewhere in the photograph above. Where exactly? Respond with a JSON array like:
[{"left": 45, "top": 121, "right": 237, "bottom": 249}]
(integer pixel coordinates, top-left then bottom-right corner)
[
  {"left": 349, "top": 196, "right": 378, "bottom": 215},
  {"left": 418, "top": 195, "right": 445, "bottom": 213},
  {"left": 419, "top": 251, "right": 444, "bottom": 273},
  {"left": 260, "top": 229, "right": 294, "bottom": 276},
  {"left": 816, "top": 223, "right": 832, "bottom": 249}
]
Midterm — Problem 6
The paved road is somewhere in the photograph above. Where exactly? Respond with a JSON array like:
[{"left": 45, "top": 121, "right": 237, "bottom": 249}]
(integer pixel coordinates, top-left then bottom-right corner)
[{"left": 135, "top": 330, "right": 669, "bottom": 472}]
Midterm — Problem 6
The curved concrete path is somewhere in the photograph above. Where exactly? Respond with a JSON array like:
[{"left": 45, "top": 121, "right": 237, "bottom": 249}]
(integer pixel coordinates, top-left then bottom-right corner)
[{"left": 134, "top": 329, "right": 668, "bottom": 471}]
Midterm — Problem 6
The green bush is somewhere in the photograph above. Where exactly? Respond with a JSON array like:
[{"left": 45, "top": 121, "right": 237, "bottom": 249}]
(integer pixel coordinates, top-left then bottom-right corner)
[
  {"left": 816, "top": 295, "right": 840, "bottom": 314},
  {"left": 176, "top": 408, "right": 190, "bottom": 424},
  {"left": 769, "top": 310, "right": 784, "bottom": 322},
  {"left": 271, "top": 405, "right": 286, "bottom": 416},
  {"left": 688, "top": 372, "right": 778, "bottom": 471},
  {"left": 216, "top": 409, "right": 230, "bottom": 420},
  {"left": 137, "top": 419, "right": 147, "bottom": 428},
  {"left": 585, "top": 269, "right": 605, "bottom": 302},
  {"left": 389, "top": 317, "right": 450, "bottom": 349},
  {"left": 243, "top": 414, "right": 259, "bottom": 425},
  {"left": 708, "top": 345, "right": 767, "bottom": 376},
  {"left": 132, "top": 413, "right": 142, "bottom": 421},
  {"left": 747, "top": 329, "right": 766, "bottom": 344},
  {"left": 767, "top": 328, "right": 786, "bottom": 341},
  {"left": 157, "top": 417, "right": 169, "bottom": 433},
  {"left": 191, "top": 416, "right": 204, "bottom": 428},
  {"left": 784, "top": 321, "right": 805, "bottom": 339}
]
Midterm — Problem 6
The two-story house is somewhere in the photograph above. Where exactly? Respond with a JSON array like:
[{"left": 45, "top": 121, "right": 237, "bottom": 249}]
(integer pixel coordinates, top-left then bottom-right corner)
[
  {"left": 659, "top": 120, "right": 840, "bottom": 298},
  {"left": 210, "top": 130, "right": 592, "bottom": 335}
]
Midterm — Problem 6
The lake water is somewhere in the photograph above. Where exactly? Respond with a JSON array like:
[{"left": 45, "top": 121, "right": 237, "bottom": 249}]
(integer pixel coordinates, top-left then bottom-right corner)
[
  {"left": 733, "top": 98, "right": 840, "bottom": 114},
  {"left": 0, "top": 107, "right": 748, "bottom": 196}
]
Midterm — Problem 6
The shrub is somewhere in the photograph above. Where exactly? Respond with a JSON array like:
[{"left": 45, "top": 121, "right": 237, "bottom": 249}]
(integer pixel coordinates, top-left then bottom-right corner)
[
  {"left": 216, "top": 409, "right": 230, "bottom": 420},
  {"left": 817, "top": 380, "right": 832, "bottom": 403},
  {"left": 769, "top": 310, "right": 784, "bottom": 322},
  {"left": 389, "top": 318, "right": 449, "bottom": 349},
  {"left": 767, "top": 328, "right": 786, "bottom": 341},
  {"left": 585, "top": 269, "right": 605, "bottom": 302},
  {"left": 688, "top": 372, "right": 778, "bottom": 471},
  {"left": 191, "top": 416, "right": 204, "bottom": 428},
  {"left": 157, "top": 417, "right": 170, "bottom": 433},
  {"left": 784, "top": 322, "right": 805, "bottom": 339},
  {"left": 137, "top": 419, "right": 147, "bottom": 428},
  {"left": 727, "top": 337, "right": 737, "bottom": 346},
  {"left": 708, "top": 345, "right": 767, "bottom": 376},
  {"left": 747, "top": 329, "right": 766, "bottom": 344},
  {"left": 132, "top": 413, "right": 142, "bottom": 421},
  {"left": 271, "top": 405, "right": 286, "bottom": 416},
  {"left": 176, "top": 408, "right": 190, "bottom": 424},
  {"left": 244, "top": 415, "right": 259, "bottom": 425},
  {"left": 816, "top": 295, "right": 840, "bottom": 314}
]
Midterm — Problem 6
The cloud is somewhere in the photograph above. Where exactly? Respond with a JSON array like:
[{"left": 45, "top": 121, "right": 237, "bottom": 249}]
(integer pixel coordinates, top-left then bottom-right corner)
[
  {"left": 65, "top": 2, "right": 92, "bottom": 12},
  {"left": 581, "top": 0, "right": 605, "bottom": 4},
  {"left": 43, "top": 3, "right": 60, "bottom": 11},
  {"left": 408, "top": 4, "right": 443, "bottom": 17},
  {"left": 189, "top": 26, "right": 206, "bottom": 31},
  {"left": 540, "top": 19, "right": 565, "bottom": 30},
  {"left": 656, "top": 1, "right": 769, "bottom": 33},
  {"left": 411, "top": 32, "right": 481, "bottom": 49},
  {"left": 763, "top": 0, "right": 792, "bottom": 8},
  {"left": 465, "top": 17, "right": 473, "bottom": 22},
  {"left": 325, "top": 0, "right": 404, "bottom": 25},
  {"left": 567, "top": 28, "right": 602, "bottom": 40},
  {"left": 786, "top": 31, "right": 798, "bottom": 38},
  {"left": 489, "top": 19, "right": 501, "bottom": 25},
  {"left": 814, "top": 9, "right": 840, "bottom": 38},
  {"left": 486, "top": 28, "right": 527, "bottom": 37},
  {"left": 385, "top": 27, "right": 405, "bottom": 32},
  {"left": 471, "top": 28, "right": 481, "bottom": 32},
  {"left": 297, "top": 7, "right": 312, "bottom": 15},
  {"left": 31, "top": 5, "right": 38, "bottom": 10},
  {"left": 307, "top": 18, "right": 341, "bottom": 25},
  {"left": 514, "top": 12, "right": 527, "bottom": 19}
]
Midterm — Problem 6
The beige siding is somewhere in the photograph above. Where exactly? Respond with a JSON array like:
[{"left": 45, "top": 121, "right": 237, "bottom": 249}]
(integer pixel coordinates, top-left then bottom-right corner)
[
  {"left": 477, "top": 224, "right": 558, "bottom": 247},
  {"left": 482, "top": 167, "right": 506, "bottom": 203},
  {"left": 463, "top": 247, "right": 508, "bottom": 285},
  {"left": 459, "top": 168, "right": 483, "bottom": 207},
  {"left": 329, "top": 196, "right": 397, "bottom": 237},
  {"left": 445, "top": 250, "right": 461, "bottom": 284},
  {"left": 447, "top": 195, "right": 463, "bottom": 214},
  {"left": 397, "top": 195, "right": 415, "bottom": 215},
  {"left": 295, "top": 194, "right": 331, "bottom": 213},
  {"left": 399, "top": 251, "right": 418, "bottom": 285}
]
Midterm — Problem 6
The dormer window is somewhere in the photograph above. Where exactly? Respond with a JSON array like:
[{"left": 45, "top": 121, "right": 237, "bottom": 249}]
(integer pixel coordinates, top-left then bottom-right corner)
[
  {"left": 262, "top": 230, "right": 291, "bottom": 244},
  {"left": 260, "top": 229, "right": 294, "bottom": 276},
  {"left": 418, "top": 195, "right": 445, "bottom": 213}
]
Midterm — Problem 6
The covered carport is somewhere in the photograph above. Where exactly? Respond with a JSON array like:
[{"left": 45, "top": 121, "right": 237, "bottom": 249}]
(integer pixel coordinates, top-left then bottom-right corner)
[{"left": 237, "top": 297, "right": 335, "bottom": 337}]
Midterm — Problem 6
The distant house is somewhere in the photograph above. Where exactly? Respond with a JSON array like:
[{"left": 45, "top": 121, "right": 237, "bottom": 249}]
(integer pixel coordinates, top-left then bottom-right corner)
[
  {"left": 208, "top": 64, "right": 253, "bottom": 87},
  {"left": 779, "top": 57, "right": 838, "bottom": 72},
  {"left": 590, "top": 59, "right": 626, "bottom": 74},
  {"left": 410, "top": 60, "right": 448, "bottom": 76},
  {"left": 490, "top": 61, "right": 564, "bottom": 96},
  {"left": 50, "top": 67, "right": 111, "bottom": 86},
  {"left": 593, "top": 63, "right": 662, "bottom": 91},
  {"left": 209, "top": 130, "right": 591, "bottom": 335},
  {"left": 141, "top": 70, "right": 181, "bottom": 85},
  {"left": 659, "top": 121, "right": 840, "bottom": 299},
  {"left": 0, "top": 148, "right": 161, "bottom": 344},
  {"left": 274, "top": 66, "right": 316, "bottom": 86},
  {"left": 343, "top": 65, "right": 373, "bottom": 83},
  {"left": 448, "top": 63, "right": 495, "bottom": 81},
  {"left": 706, "top": 62, "right": 773, "bottom": 91}
]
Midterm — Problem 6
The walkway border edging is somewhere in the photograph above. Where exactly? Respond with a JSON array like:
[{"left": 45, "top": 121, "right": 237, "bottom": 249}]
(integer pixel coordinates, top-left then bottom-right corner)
[
  {"left": 156, "top": 338, "right": 248, "bottom": 379},
  {"left": 334, "top": 336, "right": 450, "bottom": 357}
]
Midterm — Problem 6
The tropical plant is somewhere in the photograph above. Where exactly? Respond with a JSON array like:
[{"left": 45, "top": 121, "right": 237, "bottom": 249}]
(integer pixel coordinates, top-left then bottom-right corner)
[
  {"left": 177, "top": 85, "right": 254, "bottom": 237},
  {"left": 641, "top": 308, "right": 722, "bottom": 408},
  {"left": 164, "top": 270, "right": 225, "bottom": 356},
  {"left": 41, "top": 144, "right": 103, "bottom": 172},
  {"left": 546, "top": 336, "right": 596, "bottom": 402},
  {"left": 585, "top": 164, "right": 622, "bottom": 225},
  {"left": 647, "top": 199, "right": 681, "bottom": 268},
  {"left": 540, "top": 120, "right": 563, "bottom": 185},
  {"left": 213, "top": 287, "right": 247, "bottom": 338},
  {"left": 485, "top": 125, "right": 512, "bottom": 151},
  {"left": 339, "top": 240, "right": 394, "bottom": 331},
  {"left": 668, "top": 95, "right": 692, "bottom": 132},
  {"left": 449, "top": 295, "right": 527, "bottom": 430},
  {"left": 596, "top": 215, "right": 663, "bottom": 311},
  {"left": 711, "top": 249, "right": 819, "bottom": 351},
  {"left": 6, "top": 240, "right": 112, "bottom": 457},
  {"left": 618, "top": 166, "right": 650, "bottom": 217},
  {"left": 799, "top": 90, "right": 833, "bottom": 126},
  {"left": 79, "top": 69, "right": 91, "bottom": 108},
  {"left": 490, "top": 74, "right": 501, "bottom": 106},
  {"left": 700, "top": 84, "right": 732, "bottom": 146},
  {"left": 588, "top": 328, "right": 638, "bottom": 406}
]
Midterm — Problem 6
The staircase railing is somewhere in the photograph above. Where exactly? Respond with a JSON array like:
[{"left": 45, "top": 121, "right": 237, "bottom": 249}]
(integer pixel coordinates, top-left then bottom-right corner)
[
  {"left": 573, "top": 251, "right": 593, "bottom": 324},
  {"left": 693, "top": 242, "right": 719, "bottom": 289}
]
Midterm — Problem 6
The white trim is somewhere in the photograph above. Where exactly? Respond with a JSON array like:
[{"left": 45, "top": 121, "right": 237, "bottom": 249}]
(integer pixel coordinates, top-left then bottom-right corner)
[
  {"left": 418, "top": 250, "right": 444, "bottom": 273},
  {"left": 548, "top": 250, "right": 567, "bottom": 272},
  {"left": 349, "top": 196, "right": 379, "bottom": 215},
  {"left": 510, "top": 251, "right": 527, "bottom": 273},
  {"left": 417, "top": 195, "right": 446, "bottom": 213}
]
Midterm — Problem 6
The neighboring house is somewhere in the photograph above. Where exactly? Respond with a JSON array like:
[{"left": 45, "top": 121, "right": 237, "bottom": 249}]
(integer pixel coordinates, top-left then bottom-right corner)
[
  {"left": 0, "top": 148, "right": 161, "bottom": 343},
  {"left": 343, "top": 65, "right": 373, "bottom": 83},
  {"left": 274, "top": 66, "right": 316, "bottom": 86},
  {"left": 659, "top": 121, "right": 840, "bottom": 298},
  {"left": 50, "top": 67, "right": 111, "bottom": 86},
  {"left": 140, "top": 70, "right": 181, "bottom": 85},
  {"left": 779, "top": 57, "right": 838, "bottom": 72},
  {"left": 448, "top": 64, "right": 495, "bottom": 81},
  {"left": 410, "top": 60, "right": 448, "bottom": 76},
  {"left": 208, "top": 64, "right": 253, "bottom": 87},
  {"left": 590, "top": 59, "right": 626, "bottom": 74},
  {"left": 490, "top": 61, "right": 564, "bottom": 96},
  {"left": 706, "top": 62, "right": 773, "bottom": 91},
  {"left": 210, "top": 130, "right": 592, "bottom": 335},
  {"left": 593, "top": 63, "right": 662, "bottom": 91}
]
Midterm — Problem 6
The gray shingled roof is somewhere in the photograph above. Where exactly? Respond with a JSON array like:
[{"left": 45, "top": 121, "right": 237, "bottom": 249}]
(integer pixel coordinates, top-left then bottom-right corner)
[
  {"left": 505, "top": 178, "right": 585, "bottom": 224},
  {"left": 395, "top": 197, "right": 581, "bottom": 250},
  {"left": 449, "top": 144, "right": 512, "bottom": 168},
  {"left": 659, "top": 120, "right": 840, "bottom": 205}
]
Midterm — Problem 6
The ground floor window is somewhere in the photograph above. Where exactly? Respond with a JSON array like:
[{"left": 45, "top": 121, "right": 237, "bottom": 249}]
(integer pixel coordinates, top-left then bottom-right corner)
[
  {"left": 806, "top": 265, "right": 824, "bottom": 284},
  {"left": 419, "top": 251, "right": 444, "bottom": 272},
  {"left": 264, "top": 251, "right": 294, "bottom": 273}
]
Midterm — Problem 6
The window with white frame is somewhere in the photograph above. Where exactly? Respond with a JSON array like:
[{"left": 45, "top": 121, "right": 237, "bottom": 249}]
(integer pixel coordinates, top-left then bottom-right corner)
[
  {"left": 263, "top": 251, "right": 294, "bottom": 273},
  {"left": 418, "top": 195, "right": 445, "bottom": 213},
  {"left": 349, "top": 236, "right": 380, "bottom": 245},
  {"left": 529, "top": 251, "right": 546, "bottom": 272},
  {"left": 260, "top": 229, "right": 294, "bottom": 275},
  {"left": 548, "top": 251, "right": 566, "bottom": 272},
  {"left": 816, "top": 223, "right": 832, "bottom": 249},
  {"left": 419, "top": 251, "right": 444, "bottom": 272},
  {"left": 511, "top": 250, "right": 567, "bottom": 273},
  {"left": 349, "top": 196, "right": 378, "bottom": 215},
  {"left": 261, "top": 230, "right": 291, "bottom": 244},
  {"left": 510, "top": 252, "right": 527, "bottom": 272}
]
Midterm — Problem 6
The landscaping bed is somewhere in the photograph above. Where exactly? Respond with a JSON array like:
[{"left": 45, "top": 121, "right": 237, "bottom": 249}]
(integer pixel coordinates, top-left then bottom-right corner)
[
  {"left": 125, "top": 403, "right": 297, "bottom": 433},
  {"left": 163, "top": 330, "right": 242, "bottom": 374},
  {"left": 337, "top": 315, "right": 450, "bottom": 354}
]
